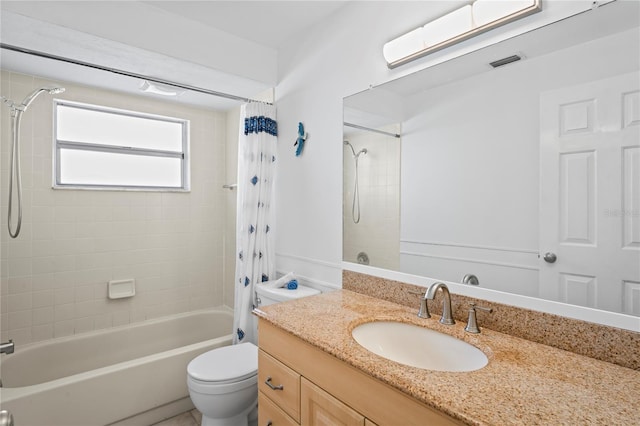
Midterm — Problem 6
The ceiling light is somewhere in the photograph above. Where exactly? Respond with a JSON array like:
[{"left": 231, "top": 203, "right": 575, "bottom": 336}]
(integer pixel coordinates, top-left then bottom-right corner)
[
  {"left": 383, "top": 0, "right": 541, "bottom": 68},
  {"left": 139, "top": 80, "right": 185, "bottom": 96}
]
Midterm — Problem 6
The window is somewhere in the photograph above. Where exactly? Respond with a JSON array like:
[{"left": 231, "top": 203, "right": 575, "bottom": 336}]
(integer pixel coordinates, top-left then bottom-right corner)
[{"left": 54, "top": 100, "right": 189, "bottom": 190}]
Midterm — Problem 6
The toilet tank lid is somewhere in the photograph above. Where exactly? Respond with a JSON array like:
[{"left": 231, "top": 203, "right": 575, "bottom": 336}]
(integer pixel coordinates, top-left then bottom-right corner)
[
  {"left": 255, "top": 284, "right": 320, "bottom": 301},
  {"left": 188, "top": 342, "right": 257, "bottom": 382}
]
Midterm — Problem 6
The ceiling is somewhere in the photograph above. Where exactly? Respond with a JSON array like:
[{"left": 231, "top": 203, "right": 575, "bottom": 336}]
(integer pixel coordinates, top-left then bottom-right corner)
[
  {"left": 0, "top": 1, "right": 350, "bottom": 110},
  {"left": 143, "top": 1, "right": 349, "bottom": 49}
]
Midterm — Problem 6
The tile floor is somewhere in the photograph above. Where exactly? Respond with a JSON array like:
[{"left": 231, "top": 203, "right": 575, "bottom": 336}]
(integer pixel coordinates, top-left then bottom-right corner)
[{"left": 151, "top": 409, "right": 201, "bottom": 426}]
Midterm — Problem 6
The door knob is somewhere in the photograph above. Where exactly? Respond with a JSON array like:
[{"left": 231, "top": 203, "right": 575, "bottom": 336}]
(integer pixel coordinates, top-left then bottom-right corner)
[{"left": 543, "top": 252, "right": 557, "bottom": 263}]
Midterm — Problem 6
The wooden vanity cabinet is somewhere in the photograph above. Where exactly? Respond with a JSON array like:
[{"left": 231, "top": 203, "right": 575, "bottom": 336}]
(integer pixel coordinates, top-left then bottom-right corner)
[
  {"left": 301, "top": 378, "right": 366, "bottom": 426},
  {"left": 258, "top": 319, "right": 463, "bottom": 426}
]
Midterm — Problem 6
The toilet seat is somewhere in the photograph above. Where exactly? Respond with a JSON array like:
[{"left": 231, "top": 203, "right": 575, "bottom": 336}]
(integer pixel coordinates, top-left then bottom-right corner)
[
  {"left": 188, "top": 372, "right": 257, "bottom": 395},
  {"left": 187, "top": 342, "right": 258, "bottom": 384}
]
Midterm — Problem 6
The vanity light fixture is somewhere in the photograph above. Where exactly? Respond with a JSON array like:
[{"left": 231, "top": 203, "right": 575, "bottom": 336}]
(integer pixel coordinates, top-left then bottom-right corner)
[
  {"left": 139, "top": 80, "right": 185, "bottom": 96},
  {"left": 383, "top": 0, "right": 542, "bottom": 68}
]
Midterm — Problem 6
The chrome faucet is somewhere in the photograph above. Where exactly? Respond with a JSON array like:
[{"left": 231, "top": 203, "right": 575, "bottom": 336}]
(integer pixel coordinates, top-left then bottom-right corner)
[
  {"left": 408, "top": 289, "right": 431, "bottom": 318},
  {"left": 426, "top": 282, "right": 455, "bottom": 325},
  {"left": 0, "top": 410, "right": 14, "bottom": 426},
  {"left": 0, "top": 340, "right": 14, "bottom": 355},
  {"left": 464, "top": 303, "right": 493, "bottom": 333}
]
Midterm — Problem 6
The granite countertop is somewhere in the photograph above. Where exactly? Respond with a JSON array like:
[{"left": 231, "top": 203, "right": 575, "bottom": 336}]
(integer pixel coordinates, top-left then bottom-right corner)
[{"left": 253, "top": 290, "right": 640, "bottom": 426}]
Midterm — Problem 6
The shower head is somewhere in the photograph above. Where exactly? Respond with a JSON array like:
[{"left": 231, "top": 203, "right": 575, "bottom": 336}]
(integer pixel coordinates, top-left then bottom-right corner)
[
  {"left": 354, "top": 148, "right": 367, "bottom": 159},
  {"left": 344, "top": 140, "right": 357, "bottom": 157},
  {"left": 47, "top": 87, "right": 66, "bottom": 95},
  {"left": 19, "top": 86, "right": 65, "bottom": 111},
  {"left": 344, "top": 140, "right": 368, "bottom": 159},
  {"left": 23, "top": 85, "right": 65, "bottom": 104}
]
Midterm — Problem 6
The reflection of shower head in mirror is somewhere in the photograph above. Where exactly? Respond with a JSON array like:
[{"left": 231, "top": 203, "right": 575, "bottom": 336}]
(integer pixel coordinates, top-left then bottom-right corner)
[
  {"left": 344, "top": 140, "right": 367, "bottom": 158},
  {"left": 344, "top": 140, "right": 356, "bottom": 157},
  {"left": 344, "top": 140, "right": 367, "bottom": 224}
]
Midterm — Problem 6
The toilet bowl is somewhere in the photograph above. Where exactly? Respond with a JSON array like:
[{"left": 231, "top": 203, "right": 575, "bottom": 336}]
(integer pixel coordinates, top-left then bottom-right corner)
[
  {"left": 187, "top": 283, "right": 321, "bottom": 426},
  {"left": 187, "top": 343, "right": 258, "bottom": 426}
]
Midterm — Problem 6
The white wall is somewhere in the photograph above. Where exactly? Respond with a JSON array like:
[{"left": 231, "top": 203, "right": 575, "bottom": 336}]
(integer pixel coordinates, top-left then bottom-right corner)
[
  {"left": 0, "top": 71, "right": 232, "bottom": 345},
  {"left": 273, "top": 0, "right": 595, "bottom": 288}
]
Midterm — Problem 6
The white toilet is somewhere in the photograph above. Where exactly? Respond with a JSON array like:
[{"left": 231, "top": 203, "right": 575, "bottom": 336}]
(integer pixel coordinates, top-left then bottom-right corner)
[{"left": 187, "top": 283, "right": 320, "bottom": 426}]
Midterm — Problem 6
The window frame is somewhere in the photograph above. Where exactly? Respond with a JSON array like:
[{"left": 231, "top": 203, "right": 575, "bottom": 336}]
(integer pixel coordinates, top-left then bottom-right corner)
[{"left": 53, "top": 100, "right": 190, "bottom": 191}]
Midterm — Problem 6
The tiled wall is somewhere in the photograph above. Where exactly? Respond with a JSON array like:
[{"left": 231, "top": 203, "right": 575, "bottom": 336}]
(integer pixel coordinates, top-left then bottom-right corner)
[
  {"left": 343, "top": 125, "right": 400, "bottom": 270},
  {"left": 223, "top": 107, "right": 240, "bottom": 308},
  {"left": 0, "top": 70, "right": 233, "bottom": 345}
]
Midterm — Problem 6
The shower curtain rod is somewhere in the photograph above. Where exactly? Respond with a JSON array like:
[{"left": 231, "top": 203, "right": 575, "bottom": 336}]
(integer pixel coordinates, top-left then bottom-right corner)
[
  {"left": 0, "top": 43, "right": 271, "bottom": 105},
  {"left": 343, "top": 122, "right": 401, "bottom": 138}
]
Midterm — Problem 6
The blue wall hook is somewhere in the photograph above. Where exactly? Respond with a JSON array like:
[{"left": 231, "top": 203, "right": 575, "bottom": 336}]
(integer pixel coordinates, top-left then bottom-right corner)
[{"left": 294, "top": 122, "right": 308, "bottom": 156}]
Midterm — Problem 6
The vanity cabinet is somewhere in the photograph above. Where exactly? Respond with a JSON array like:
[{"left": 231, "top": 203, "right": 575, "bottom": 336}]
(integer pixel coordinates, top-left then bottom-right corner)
[
  {"left": 301, "top": 378, "right": 367, "bottom": 426},
  {"left": 258, "top": 318, "right": 463, "bottom": 426}
]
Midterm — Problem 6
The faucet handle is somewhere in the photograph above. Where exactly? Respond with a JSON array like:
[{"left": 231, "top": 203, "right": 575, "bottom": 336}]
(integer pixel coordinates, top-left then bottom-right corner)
[
  {"left": 464, "top": 303, "right": 493, "bottom": 334},
  {"left": 408, "top": 289, "right": 431, "bottom": 319}
]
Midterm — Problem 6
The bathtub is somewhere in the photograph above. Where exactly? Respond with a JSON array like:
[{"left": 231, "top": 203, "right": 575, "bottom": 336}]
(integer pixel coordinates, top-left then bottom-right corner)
[{"left": 0, "top": 308, "right": 233, "bottom": 426}]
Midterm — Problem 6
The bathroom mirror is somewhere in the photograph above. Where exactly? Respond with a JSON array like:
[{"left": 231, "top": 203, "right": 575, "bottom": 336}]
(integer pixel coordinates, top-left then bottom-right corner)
[{"left": 343, "top": 1, "right": 640, "bottom": 317}]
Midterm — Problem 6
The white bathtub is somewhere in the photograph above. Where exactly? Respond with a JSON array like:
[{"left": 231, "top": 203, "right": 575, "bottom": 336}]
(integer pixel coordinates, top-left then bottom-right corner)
[{"left": 0, "top": 308, "right": 233, "bottom": 426}]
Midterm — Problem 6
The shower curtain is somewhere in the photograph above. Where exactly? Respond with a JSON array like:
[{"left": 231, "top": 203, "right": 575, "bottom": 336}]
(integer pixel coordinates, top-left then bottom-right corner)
[{"left": 233, "top": 102, "right": 278, "bottom": 345}]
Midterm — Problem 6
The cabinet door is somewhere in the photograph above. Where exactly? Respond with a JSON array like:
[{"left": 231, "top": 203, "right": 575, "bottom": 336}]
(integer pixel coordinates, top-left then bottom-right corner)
[{"left": 301, "top": 378, "right": 364, "bottom": 426}]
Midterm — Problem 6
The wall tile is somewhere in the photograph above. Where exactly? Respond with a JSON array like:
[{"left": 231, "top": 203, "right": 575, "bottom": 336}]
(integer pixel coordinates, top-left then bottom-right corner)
[
  {"left": 31, "top": 324, "right": 53, "bottom": 342},
  {"left": 54, "top": 287, "right": 75, "bottom": 305},
  {"left": 32, "top": 306, "right": 54, "bottom": 325},
  {"left": 54, "top": 320, "right": 74, "bottom": 338},
  {"left": 54, "top": 303, "right": 75, "bottom": 322},
  {"left": 9, "top": 310, "right": 32, "bottom": 329},
  {"left": 1, "top": 71, "right": 233, "bottom": 345}
]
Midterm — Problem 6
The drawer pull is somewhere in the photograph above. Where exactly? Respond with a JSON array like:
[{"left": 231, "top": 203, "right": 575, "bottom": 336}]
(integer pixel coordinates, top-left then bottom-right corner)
[
  {"left": 266, "top": 422, "right": 273, "bottom": 426},
  {"left": 265, "top": 376, "right": 284, "bottom": 391}
]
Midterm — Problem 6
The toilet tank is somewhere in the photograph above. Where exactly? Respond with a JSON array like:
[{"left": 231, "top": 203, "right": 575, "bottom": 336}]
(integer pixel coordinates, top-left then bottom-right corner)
[{"left": 255, "top": 284, "right": 320, "bottom": 307}]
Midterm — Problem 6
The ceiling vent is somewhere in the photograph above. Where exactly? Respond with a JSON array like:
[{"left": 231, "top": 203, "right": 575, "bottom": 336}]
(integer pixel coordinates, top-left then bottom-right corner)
[{"left": 490, "top": 54, "right": 522, "bottom": 68}]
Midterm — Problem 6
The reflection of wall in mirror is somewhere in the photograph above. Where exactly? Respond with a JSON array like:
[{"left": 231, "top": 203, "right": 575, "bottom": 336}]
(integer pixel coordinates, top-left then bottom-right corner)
[
  {"left": 399, "top": 27, "right": 639, "bottom": 300},
  {"left": 343, "top": 124, "right": 401, "bottom": 270}
]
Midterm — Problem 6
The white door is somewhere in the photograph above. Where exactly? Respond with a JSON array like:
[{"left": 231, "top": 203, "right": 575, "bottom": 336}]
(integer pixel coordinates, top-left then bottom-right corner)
[{"left": 539, "top": 72, "right": 640, "bottom": 315}]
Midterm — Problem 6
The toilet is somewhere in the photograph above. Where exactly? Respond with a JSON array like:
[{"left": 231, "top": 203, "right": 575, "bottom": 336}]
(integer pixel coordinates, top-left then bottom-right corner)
[{"left": 187, "top": 283, "right": 320, "bottom": 426}]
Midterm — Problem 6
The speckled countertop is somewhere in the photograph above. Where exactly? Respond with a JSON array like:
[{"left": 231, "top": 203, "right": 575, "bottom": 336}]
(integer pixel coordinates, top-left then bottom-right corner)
[{"left": 254, "top": 290, "right": 640, "bottom": 426}]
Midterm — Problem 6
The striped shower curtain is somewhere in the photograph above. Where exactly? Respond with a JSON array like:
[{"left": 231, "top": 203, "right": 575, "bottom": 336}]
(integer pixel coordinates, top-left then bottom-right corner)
[{"left": 233, "top": 102, "right": 277, "bottom": 345}]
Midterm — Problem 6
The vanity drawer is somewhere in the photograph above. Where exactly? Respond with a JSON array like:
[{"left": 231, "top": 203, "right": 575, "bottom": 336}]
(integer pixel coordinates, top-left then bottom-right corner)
[
  {"left": 259, "top": 391, "right": 299, "bottom": 426},
  {"left": 259, "top": 350, "right": 301, "bottom": 421}
]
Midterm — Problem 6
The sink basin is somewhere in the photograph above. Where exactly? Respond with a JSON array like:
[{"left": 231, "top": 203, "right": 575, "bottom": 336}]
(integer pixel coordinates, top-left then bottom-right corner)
[{"left": 351, "top": 321, "right": 488, "bottom": 372}]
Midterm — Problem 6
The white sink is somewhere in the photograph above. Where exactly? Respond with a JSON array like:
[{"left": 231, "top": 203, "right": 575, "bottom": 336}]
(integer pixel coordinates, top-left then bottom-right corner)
[{"left": 351, "top": 321, "right": 488, "bottom": 372}]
